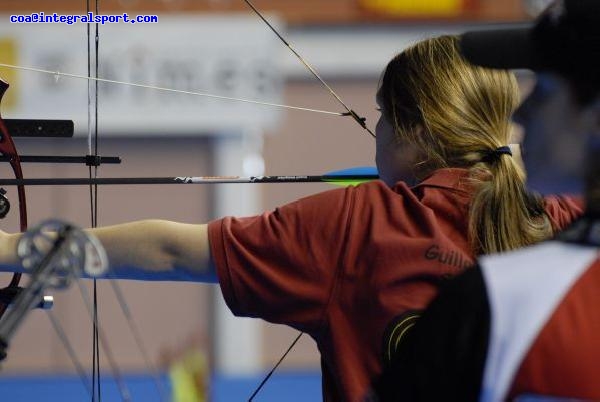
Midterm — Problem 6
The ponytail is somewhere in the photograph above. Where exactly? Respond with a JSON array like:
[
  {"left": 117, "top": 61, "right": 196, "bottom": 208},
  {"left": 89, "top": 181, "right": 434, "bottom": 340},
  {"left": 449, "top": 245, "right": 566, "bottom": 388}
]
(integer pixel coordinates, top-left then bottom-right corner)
[{"left": 468, "top": 151, "right": 551, "bottom": 254}]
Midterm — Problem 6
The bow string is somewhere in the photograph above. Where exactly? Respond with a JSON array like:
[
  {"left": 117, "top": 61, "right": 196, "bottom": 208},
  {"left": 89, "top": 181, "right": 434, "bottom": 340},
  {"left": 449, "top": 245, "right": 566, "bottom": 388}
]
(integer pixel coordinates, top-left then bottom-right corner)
[{"left": 84, "top": 2, "right": 167, "bottom": 401}]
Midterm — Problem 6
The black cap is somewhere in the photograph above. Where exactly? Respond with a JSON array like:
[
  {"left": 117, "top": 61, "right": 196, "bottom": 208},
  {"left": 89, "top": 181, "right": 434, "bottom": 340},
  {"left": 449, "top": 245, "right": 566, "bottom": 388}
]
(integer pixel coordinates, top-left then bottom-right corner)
[{"left": 460, "top": 0, "right": 600, "bottom": 79}]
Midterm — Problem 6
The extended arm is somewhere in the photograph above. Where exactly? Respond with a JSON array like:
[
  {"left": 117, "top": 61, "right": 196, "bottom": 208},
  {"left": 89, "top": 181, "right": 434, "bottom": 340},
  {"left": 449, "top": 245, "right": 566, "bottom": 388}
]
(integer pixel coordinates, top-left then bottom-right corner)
[{"left": 0, "top": 219, "right": 217, "bottom": 283}]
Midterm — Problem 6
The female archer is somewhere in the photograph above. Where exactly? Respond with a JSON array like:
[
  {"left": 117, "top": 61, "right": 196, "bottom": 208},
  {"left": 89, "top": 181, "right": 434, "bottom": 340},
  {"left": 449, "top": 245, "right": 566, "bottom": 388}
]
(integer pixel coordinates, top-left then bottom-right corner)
[{"left": 0, "top": 35, "right": 582, "bottom": 401}]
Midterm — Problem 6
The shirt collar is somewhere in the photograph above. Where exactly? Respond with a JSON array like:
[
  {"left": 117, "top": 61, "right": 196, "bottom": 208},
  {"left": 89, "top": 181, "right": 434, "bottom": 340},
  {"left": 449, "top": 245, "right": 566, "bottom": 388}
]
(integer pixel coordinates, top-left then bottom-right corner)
[{"left": 410, "top": 168, "right": 472, "bottom": 191}]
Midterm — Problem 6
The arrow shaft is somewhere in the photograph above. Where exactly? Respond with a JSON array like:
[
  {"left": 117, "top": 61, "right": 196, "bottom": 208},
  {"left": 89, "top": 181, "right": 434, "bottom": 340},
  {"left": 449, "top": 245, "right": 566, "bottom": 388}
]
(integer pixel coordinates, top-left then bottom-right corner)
[{"left": 0, "top": 175, "right": 378, "bottom": 186}]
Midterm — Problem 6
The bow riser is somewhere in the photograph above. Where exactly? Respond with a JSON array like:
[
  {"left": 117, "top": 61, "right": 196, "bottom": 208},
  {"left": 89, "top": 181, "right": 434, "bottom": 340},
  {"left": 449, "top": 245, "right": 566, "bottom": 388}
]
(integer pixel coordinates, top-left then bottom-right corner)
[{"left": 0, "top": 79, "right": 27, "bottom": 322}]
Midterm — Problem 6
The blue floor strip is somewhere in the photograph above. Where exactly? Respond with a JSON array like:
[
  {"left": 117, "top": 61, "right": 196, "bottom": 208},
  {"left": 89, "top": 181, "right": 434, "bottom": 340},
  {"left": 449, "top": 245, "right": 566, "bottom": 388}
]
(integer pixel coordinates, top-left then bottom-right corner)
[{"left": 0, "top": 371, "right": 322, "bottom": 401}]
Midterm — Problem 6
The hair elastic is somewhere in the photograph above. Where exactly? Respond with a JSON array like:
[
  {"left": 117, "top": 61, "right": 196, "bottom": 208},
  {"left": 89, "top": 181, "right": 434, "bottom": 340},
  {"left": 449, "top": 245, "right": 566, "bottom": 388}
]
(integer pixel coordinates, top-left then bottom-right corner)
[{"left": 482, "top": 145, "right": 512, "bottom": 163}]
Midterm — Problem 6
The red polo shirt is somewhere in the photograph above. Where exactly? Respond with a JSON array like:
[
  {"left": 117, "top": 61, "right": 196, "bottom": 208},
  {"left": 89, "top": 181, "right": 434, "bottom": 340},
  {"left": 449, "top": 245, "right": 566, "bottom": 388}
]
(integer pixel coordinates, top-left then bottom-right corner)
[{"left": 208, "top": 168, "right": 582, "bottom": 401}]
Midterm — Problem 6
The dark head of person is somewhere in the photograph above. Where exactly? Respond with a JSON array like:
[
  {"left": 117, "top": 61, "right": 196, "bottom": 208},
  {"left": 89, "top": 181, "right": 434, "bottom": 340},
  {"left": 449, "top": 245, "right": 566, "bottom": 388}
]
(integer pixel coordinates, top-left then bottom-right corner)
[
  {"left": 462, "top": 0, "right": 600, "bottom": 211},
  {"left": 461, "top": 0, "right": 600, "bottom": 105}
]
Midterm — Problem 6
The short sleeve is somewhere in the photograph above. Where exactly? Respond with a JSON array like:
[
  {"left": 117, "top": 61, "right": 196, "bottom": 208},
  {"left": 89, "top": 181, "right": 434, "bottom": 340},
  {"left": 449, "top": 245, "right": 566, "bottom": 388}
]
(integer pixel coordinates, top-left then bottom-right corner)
[{"left": 208, "top": 187, "right": 356, "bottom": 332}]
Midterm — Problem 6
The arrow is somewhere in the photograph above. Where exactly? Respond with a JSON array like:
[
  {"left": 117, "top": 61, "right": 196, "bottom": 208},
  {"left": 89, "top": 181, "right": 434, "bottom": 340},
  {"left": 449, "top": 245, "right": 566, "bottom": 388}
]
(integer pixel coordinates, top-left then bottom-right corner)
[{"left": 0, "top": 167, "right": 379, "bottom": 186}]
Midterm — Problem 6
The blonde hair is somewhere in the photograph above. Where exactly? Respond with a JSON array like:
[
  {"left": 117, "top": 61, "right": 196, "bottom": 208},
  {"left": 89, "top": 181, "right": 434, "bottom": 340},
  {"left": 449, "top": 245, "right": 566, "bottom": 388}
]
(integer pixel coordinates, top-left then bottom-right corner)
[{"left": 379, "top": 35, "right": 552, "bottom": 254}]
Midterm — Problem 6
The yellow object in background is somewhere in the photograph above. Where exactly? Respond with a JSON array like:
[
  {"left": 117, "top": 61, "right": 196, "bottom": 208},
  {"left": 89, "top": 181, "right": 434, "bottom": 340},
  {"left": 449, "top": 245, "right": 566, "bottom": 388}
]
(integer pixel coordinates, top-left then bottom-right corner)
[
  {"left": 169, "top": 349, "right": 209, "bottom": 402},
  {"left": 360, "top": 0, "right": 465, "bottom": 16},
  {"left": 0, "top": 38, "right": 18, "bottom": 109}
]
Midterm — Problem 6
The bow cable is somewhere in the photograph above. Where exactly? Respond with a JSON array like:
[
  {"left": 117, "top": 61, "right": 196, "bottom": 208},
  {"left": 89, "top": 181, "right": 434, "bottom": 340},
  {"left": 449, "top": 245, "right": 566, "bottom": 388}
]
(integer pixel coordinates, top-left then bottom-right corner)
[{"left": 0, "top": 63, "right": 342, "bottom": 116}]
